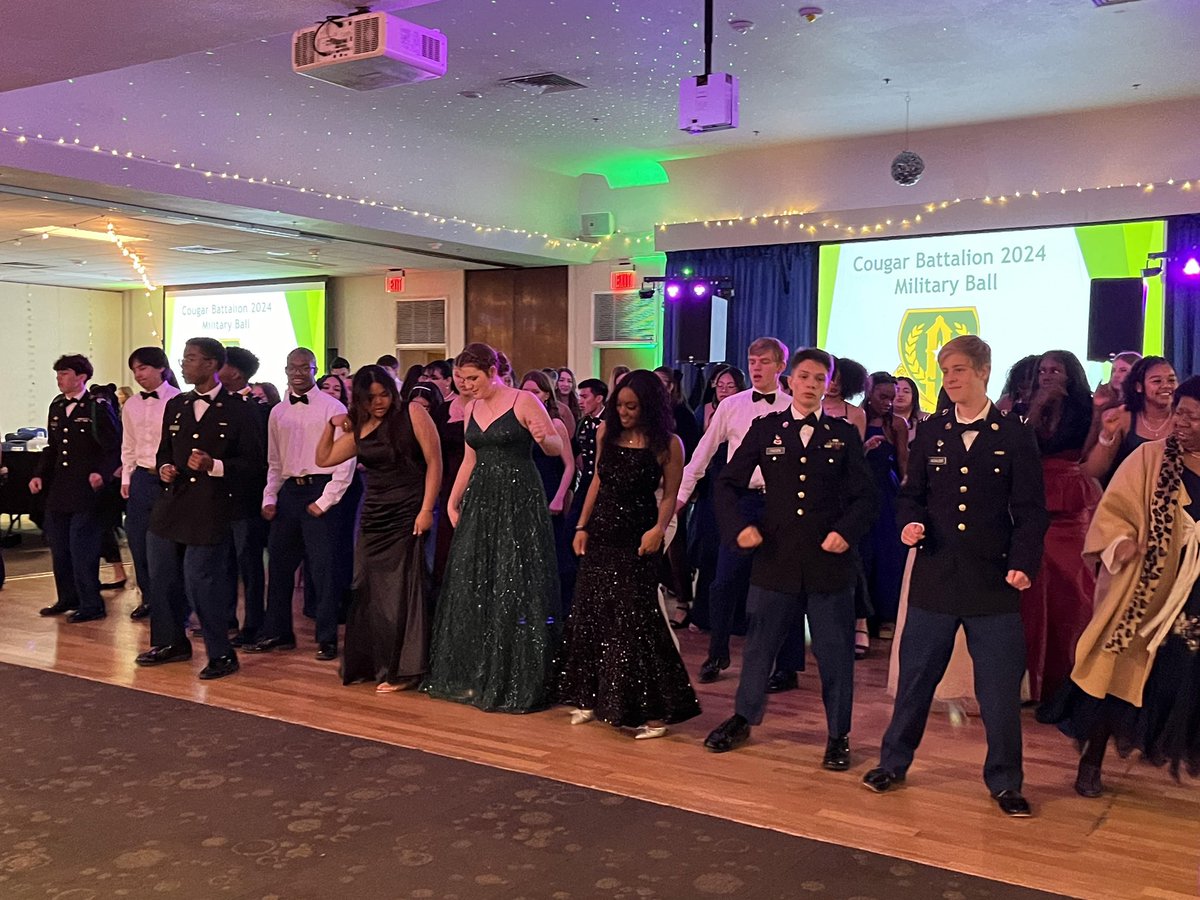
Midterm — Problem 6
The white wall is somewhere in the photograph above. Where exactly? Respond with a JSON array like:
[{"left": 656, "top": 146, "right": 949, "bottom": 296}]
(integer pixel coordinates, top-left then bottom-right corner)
[{"left": 1, "top": 282, "right": 124, "bottom": 431}]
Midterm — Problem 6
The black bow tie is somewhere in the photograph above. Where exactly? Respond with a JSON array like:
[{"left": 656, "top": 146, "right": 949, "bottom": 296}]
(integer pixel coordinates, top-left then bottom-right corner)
[
  {"left": 289, "top": 393, "right": 308, "bottom": 405},
  {"left": 192, "top": 393, "right": 212, "bottom": 405},
  {"left": 797, "top": 413, "right": 820, "bottom": 428},
  {"left": 959, "top": 420, "right": 985, "bottom": 433},
  {"left": 752, "top": 391, "right": 776, "bottom": 404},
  {"left": 140, "top": 390, "right": 158, "bottom": 400}
]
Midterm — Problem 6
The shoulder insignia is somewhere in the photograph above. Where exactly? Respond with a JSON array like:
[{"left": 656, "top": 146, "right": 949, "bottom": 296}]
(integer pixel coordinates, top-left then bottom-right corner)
[
  {"left": 1000, "top": 409, "right": 1009, "bottom": 416},
  {"left": 940, "top": 409, "right": 950, "bottom": 416}
]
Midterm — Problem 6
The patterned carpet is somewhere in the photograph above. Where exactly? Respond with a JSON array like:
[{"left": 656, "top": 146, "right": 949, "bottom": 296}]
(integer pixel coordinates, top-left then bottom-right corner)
[{"left": 0, "top": 663, "right": 1066, "bottom": 899}]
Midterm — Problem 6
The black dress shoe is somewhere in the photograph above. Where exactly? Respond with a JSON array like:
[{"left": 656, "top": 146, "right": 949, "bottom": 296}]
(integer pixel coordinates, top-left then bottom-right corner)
[
  {"left": 244, "top": 635, "right": 297, "bottom": 653},
  {"left": 822, "top": 735, "right": 851, "bottom": 771},
  {"left": 992, "top": 789, "right": 1032, "bottom": 817},
  {"left": 129, "top": 603, "right": 151, "bottom": 620},
  {"left": 703, "top": 714, "right": 751, "bottom": 753},
  {"left": 1074, "top": 762, "right": 1104, "bottom": 798},
  {"left": 66, "top": 609, "right": 107, "bottom": 623},
  {"left": 697, "top": 656, "right": 730, "bottom": 684},
  {"left": 135, "top": 643, "right": 193, "bottom": 666},
  {"left": 315, "top": 642, "right": 337, "bottom": 661},
  {"left": 861, "top": 767, "right": 905, "bottom": 793},
  {"left": 230, "top": 629, "right": 259, "bottom": 648},
  {"left": 39, "top": 602, "right": 79, "bottom": 617},
  {"left": 100, "top": 579, "right": 127, "bottom": 591},
  {"left": 766, "top": 670, "right": 798, "bottom": 693},
  {"left": 198, "top": 654, "right": 239, "bottom": 680}
]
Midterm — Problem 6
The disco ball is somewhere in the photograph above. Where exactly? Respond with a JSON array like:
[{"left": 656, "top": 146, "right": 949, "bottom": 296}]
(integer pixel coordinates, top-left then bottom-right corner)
[{"left": 891, "top": 150, "right": 925, "bottom": 186}]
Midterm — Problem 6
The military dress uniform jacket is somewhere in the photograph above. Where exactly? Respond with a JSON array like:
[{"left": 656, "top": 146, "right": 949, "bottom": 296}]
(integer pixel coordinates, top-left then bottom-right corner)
[
  {"left": 233, "top": 397, "right": 270, "bottom": 520},
  {"left": 716, "top": 411, "right": 878, "bottom": 594},
  {"left": 149, "top": 388, "right": 266, "bottom": 546},
  {"left": 35, "top": 393, "right": 121, "bottom": 513},
  {"left": 897, "top": 406, "right": 1048, "bottom": 617}
]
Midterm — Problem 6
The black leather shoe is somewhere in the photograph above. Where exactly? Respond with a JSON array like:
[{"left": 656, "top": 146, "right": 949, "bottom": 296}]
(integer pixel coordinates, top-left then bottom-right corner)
[
  {"left": 230, "top": 629, "right": 259, "bottom": 648},
  {"left": 39, "top": 602, "right": 79, "bottom": 617},
  {"left": 698, "top": 656, "right": 730, "bottom": 684},
  {"left": 766, "top": 670, "right": 798, "bottom": 693},
  {"left": 822, "top": 735, "right": 851, "bottom": 771},
  {"left": 100, "top": 579, "right": 127, "bottom": 591},
  {"left": 198, "top": 654, "right": 239, "bottom": 680},
  {"left": 703, "top": 714, "right": 751, "bottom": 753},
  {"left": 66, "top": 609, "right": 107, "bottom": 623},
  {"left": 992, "top": 789, "right": 1032, "bottom": 817},
  {"left": 315, "top": 642, "right": 337, "bottom": 661},
  {"left": 244, "top": 636, "right": 297, "bottom": 653},
  {"left": 135, "top": 643, "right": 193, "bottom": 666},
  {"left": 861, "top": 767, "right": 905, "bottom": 793},
  {"left": 1074, "top": 763, "right": 1104, "bottom": 798},
  {"left": 129, "top": 602, "right": 151, "bottom": 620}
]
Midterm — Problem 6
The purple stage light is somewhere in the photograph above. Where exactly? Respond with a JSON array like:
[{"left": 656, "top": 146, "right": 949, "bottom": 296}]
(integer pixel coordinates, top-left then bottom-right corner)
[
  {"left": 692, "top": 281, "right": 710, "bottom": 298},
  {"left": 1184, "top": 257, "right": 1200, "bottom": 277},
  {"left": 664, "top": 281, "right": 683, "bottom": 299}
]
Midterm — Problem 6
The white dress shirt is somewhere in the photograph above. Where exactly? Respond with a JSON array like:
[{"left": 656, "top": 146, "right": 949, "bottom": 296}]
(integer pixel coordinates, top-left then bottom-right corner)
[
  {"left": 678, "top": 387, "right": 792, "bottom": 502},
  {"left": 181, "top": 384, "right": 226, "bottom": 478},
  {"left": 790, "top": 404, "right": 822, "bottom": 446},
  {"left": 121, "top": 382, "right": 181, "bottom": 485},
  {"left": 957, "top": 400, "right": 992, "bottom": 451},
  {"left": 262, "top": 386, "right": 355, "bottom": 512},
  {"left": 64, "top": 391, "right": 86, "bottom": 417}
]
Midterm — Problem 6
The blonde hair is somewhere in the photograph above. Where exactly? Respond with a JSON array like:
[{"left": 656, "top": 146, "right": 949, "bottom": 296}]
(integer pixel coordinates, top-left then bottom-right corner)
[
  {"left": 938, "top": 335, "right": 991, "bottom": 371},
  {"left": 747, "top": 337, "right": 788, "bottom": 364}
]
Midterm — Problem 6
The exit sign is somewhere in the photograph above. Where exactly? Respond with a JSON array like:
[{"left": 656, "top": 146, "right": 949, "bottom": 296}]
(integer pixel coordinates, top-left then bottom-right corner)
[
  {"left": 385, "top": 272, "right": 405, "bottom": 293},
  {"left": 610, "top": 270, "right": 637, "bottom": 292}
]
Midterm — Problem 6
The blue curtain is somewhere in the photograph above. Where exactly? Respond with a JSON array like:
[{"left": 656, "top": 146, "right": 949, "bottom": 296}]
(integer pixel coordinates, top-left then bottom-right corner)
[
  {"left": 663, "top": 242, "right": 817, "bottom": 373},
  {"left": 1165, "top": 214, "right": 1200, "bottom": 377}
]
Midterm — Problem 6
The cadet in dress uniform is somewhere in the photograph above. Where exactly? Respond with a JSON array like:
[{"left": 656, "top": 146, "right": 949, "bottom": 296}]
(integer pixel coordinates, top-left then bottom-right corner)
[
  {"left": 31, "top": 354, "right": 121, "bottom": 621},
  {"left": 135, "top": 338, "right": 266, "bottom": 680},
  {"left": 705, "top": 349, "right": 878, "bottom": 768},
  {"left": 863, "top": 335, "right": 1048, "bottom": 817}
]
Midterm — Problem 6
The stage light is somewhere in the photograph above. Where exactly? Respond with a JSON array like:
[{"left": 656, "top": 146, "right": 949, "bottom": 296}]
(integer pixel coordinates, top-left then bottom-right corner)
[
  {"left": 692, "top": 281, "right": 710, "bottom": 298},
  {"left": 1183, "top": 257, "right": 1200, "bottom": 276},
  {"left": 665, "top": 281, "right": 683, "bottom": 300}
]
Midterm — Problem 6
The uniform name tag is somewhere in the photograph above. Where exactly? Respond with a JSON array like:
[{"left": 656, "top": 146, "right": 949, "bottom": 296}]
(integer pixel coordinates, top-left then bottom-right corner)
[
  {"left": 928, "top": 456, "right": 947, "bottom": 465},
  {"left": 993, "top": 450, "right": 1006, "bottom": 455},
  {"left": 169, "top": 425, "right": 181, "bottom": 432},
  {"left": 765, "top": 447, "right": 786, "bottom": 456}
]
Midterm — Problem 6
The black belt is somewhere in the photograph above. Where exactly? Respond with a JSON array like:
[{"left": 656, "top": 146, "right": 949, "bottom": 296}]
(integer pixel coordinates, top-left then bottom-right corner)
[
  {"left": 137, "top": 466, "right": 157, "bottom": 475},
  {"left": 286, "top": 474, "right": 332, "bottom": 486}
]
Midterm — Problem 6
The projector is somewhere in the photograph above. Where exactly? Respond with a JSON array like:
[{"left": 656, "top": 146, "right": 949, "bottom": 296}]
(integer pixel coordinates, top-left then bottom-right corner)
[
  {"left": 678, "top": 73, "right": 739, "bottom": 134},
  {"left": 292, "top": 10, "right": 447, "bottom": 91}
]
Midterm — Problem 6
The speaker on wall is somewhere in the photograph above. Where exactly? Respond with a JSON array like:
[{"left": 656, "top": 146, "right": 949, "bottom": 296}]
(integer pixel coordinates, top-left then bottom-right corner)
[
  {"left": 671, "top": 295, "right": 728, "bottom": 363},
  {"left": 1087, "top": 278, "right": 1144, "bottom": 362}
]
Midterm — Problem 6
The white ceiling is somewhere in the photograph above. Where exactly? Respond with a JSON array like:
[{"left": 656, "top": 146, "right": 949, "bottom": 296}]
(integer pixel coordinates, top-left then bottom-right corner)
[{"left": 0, "top": 0, "right": 1197, "bottom": 290}]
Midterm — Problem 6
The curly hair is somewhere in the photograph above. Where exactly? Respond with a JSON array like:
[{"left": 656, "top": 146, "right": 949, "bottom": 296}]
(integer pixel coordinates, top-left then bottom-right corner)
[
  {"left": 603, "top": 369, "right": 675, "bottom": 460},
  {"left": 1123, "top": 355, "right": 1174, "bottom": 414}
]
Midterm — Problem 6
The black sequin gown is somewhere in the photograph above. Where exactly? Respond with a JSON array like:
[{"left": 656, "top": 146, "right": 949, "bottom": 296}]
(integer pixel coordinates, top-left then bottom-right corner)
[
  {"left": 423, "top": 406, "right": 561, "bottom": 712},
  {"left": 341, "top": 406, "right": 429, "bottom": 686},
  {"left": 1044, "top": 467, "right": 1200, "bottom": 778},
  {"left": 553, "top": 444, "right": 701, "bottom": 727}
]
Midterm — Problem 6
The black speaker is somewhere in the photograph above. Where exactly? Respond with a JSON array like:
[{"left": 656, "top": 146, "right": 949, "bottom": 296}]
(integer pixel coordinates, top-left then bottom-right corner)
[
  {"left": 1087, "top": 278, "right": 1144, "bottom": 362},
  {"left": 671, "top": 296, "right": 728, "bottom": 363}
]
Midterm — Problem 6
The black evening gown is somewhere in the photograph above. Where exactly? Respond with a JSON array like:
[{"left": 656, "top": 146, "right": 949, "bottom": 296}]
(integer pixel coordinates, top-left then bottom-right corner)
[
  {"left": 341, "top": 405, "right": 429, "bottom": 686},
  {"left": 1044, "top": 467, "right": 1200, "bottom": 778},
  {"left": 423, "top": 406, "right": 561, "bottom": 712},
  {"left": 553, "top": 444, "right": 701, "bottom": 727}
]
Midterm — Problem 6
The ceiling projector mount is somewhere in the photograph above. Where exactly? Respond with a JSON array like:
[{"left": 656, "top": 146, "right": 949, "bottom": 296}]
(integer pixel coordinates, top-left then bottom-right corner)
[
  {"left": 679, "top": 0, "right": 739, "bottom": 134},
  {"left": 292, "top": 6, "right": 448, "bottom": 91}
]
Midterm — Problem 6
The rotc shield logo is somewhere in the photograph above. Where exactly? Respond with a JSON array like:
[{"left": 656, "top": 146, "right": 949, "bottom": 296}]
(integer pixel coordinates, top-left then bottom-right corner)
[{"left": 894, "top": 307, "right": 980, "bottom": 412}]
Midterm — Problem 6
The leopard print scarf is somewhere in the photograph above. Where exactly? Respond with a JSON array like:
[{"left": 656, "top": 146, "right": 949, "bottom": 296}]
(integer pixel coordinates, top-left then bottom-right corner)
[{"left": 1104, "top": 436, "right": 1185, "bottom": 652}]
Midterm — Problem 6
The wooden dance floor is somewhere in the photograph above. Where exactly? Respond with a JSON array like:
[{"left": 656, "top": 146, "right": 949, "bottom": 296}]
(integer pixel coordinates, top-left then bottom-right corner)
[{"left": 1, "top": 563, "right": 1197, "bottom": 899}]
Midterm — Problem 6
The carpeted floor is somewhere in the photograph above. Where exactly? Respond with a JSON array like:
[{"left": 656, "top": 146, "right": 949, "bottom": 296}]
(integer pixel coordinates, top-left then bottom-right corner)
[{"left": 0, "top": 663, "right": 1067, "bottom": 900}]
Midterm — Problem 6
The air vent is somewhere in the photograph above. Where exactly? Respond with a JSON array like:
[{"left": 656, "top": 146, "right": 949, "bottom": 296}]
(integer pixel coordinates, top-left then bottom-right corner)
[
  {"left": 395, "top": 298, "right": 446, "bottom": 345},
  {"left": 354, "top": 15, "right": 380, "bottom": 53},
  {"left": 499, "top": 71, "right": 587, "bottom": 95},
  {"left": 592, "top": 292, "right": 657, "bottom": 344},
  {"left": 422, "top": 34, "right": 442, "bottom": 62},
  {"left": 294, "top": 31, "right": 316, "bottom": 68},
  {"left": 0, "top": 261, "right": 50, "bottom": 269},
  {"left": 170, "top": 245, "right": 237, "bottom": 255}
]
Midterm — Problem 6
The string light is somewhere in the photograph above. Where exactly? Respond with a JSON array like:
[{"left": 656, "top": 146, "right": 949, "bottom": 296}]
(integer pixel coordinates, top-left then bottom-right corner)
[
  {"left": 106, "top": 221, "right": 156, "bottom": 291},
  {"left": 654, "top": 177, "right": 1200, "bottom": 237},
  {"left": 2, "top": 128, "right": 590, "bottom": 252}
]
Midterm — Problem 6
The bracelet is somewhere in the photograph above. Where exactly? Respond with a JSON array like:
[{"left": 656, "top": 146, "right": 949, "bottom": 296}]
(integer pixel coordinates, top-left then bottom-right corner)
[
  {"left": 575, "top": 525, "right": 588, "bottom": 531},
  {"left": 1097, "top": 434, "right": 1116, "bottom": 447}
]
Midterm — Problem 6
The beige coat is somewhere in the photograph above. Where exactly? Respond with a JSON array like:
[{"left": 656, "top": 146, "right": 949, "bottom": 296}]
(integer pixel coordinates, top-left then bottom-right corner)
[{"left": 1071, "top": 440, "right": 1194, "bottom": 706}]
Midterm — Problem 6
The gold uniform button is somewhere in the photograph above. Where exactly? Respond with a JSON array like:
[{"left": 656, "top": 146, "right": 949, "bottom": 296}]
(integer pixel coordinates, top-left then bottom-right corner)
[
  {"left": 958, "top": 504, "right": 967, "bottom": 511},
  {"left": 957, "top": 523, "right": 966, "bottom": 531},
  {"left": 797, "top": 509, "right": 805, "bottom": 516},
  {"left": 61, "top": 461, "right": 68, "bottom": 467},
  {"left": 799, "top": 475, "right": 807, "bottom": 482},
  {"left": 797, "top": 492, "right": 806, "bottom": 499},
  {"left": 190, "top": 477, "right": 197, "bottom": 483},
  {"left": 800, "top": 456, "right": 807, "bottom": 464},
  {"left": 193, "top": 433, "right": 200, "bottom": 439},
  {"left": 960, "top": 466, "right": 969, "bottom": 474},
  {"left": 960, "top": 486, "right": 968, "bottom": 493},
  {"left": 994, "top": 467, "right": 1001, "bottom": 474}
]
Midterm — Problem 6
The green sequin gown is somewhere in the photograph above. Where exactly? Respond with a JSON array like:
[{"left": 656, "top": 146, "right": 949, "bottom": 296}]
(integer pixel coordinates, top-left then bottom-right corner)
[{"left": 422, "top": 406, "right": 561, "bottom": 712}]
